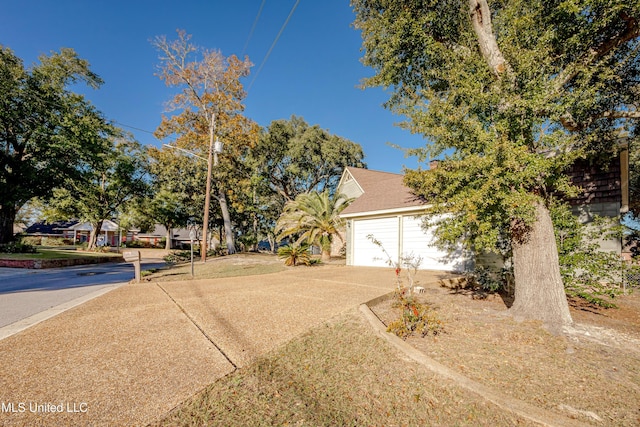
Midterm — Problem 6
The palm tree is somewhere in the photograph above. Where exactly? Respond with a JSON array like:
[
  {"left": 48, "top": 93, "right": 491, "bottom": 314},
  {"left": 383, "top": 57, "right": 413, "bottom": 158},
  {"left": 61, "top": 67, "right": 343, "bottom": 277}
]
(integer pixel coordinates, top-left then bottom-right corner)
[{"left": 275, "top": 190, "right": 353, "bottom": 262}]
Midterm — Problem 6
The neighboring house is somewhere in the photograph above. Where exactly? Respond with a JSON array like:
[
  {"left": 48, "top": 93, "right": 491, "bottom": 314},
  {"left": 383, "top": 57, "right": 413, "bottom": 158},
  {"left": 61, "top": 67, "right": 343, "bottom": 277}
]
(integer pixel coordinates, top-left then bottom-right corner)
[
  {"left": 566, "top": 152, "right": 629, "bottom": 254},
  {"left": 337, "top": 167, "right": 472, "bottom": 272},
  {"left": 23, "top": 220, "right": 79, "bottom": 240},
  {"left": 135, "top": 225, "right": 198, "bottom": 249},
  {"left": 337, "top": 153, "right": 629, "bottom": 271},
  {"left": 24, "top": 219, "right": 122, "bottom": 246}
]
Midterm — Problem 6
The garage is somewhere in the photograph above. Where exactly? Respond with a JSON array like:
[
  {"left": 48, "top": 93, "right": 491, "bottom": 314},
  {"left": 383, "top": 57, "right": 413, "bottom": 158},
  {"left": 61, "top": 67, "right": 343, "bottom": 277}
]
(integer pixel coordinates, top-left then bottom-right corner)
[
  {"left": 349, "top": 214, "right": 466, "bottom": 271},
  {"left": 337, "top": 167, "right": 472, "bottom": 273}
]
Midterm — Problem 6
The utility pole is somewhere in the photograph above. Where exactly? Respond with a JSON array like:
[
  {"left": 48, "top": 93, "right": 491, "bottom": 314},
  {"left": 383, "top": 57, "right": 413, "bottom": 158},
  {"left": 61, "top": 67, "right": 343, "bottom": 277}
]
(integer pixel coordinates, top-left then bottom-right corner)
[{"left": 201, "top": 112, "right": 215, "bottom": 262}]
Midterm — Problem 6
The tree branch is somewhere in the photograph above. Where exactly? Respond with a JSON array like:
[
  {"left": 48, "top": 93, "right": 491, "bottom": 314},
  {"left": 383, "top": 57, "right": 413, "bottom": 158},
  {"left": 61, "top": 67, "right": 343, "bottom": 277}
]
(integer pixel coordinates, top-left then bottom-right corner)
[
  {"left": 601, "top": 110, "right": 640, "bottom": 119},
  {"left": 468, "top": 0, "right": 510, "bottom": 78},
  {"left": 555, "top": 11, "right": 640, "bottom": 90}
]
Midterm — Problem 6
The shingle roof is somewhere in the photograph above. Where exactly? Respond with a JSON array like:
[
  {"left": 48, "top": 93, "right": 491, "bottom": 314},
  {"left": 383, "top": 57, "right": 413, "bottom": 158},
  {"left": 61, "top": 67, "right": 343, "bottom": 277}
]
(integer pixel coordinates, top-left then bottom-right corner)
[
  {"left": 24, "top": 220, "right": 79, "bottom": 235},
  {"left": 340, "top": 167, "right": 425, "bottom": 215}
]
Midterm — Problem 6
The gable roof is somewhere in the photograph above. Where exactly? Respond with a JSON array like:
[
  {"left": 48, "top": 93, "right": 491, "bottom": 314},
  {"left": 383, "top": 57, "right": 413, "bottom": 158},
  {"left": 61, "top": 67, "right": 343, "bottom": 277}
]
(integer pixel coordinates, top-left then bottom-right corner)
[{"left": 339, "top": 167, "right": 425, "bottom": 216}]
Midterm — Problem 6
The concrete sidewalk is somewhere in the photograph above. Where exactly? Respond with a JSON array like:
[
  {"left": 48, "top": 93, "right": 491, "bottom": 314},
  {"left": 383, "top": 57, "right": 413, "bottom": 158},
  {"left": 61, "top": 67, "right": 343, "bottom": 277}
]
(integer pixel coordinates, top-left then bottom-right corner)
[{"left": 0, "top": 265, "right": 447, "bottom": 426}]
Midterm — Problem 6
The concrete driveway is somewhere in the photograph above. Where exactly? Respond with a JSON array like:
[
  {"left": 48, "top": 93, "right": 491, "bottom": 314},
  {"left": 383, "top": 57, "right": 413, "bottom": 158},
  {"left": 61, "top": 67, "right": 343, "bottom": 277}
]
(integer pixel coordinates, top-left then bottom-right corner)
[{"left": 0, "top": 265, "right": 447, "bottom": 426}]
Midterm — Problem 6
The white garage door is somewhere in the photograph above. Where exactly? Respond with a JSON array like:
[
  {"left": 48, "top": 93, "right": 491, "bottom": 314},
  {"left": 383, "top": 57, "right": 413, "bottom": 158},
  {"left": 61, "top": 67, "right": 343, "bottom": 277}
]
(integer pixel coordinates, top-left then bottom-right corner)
[
  {"left": 351, "top": 215, "right": 467, "bottom": 271},
  {"left": 352, "top": 217, "right": 399, "bottom": 267},
  {"left": 401, "top": 216, "right": 464, "bottom": 271}
]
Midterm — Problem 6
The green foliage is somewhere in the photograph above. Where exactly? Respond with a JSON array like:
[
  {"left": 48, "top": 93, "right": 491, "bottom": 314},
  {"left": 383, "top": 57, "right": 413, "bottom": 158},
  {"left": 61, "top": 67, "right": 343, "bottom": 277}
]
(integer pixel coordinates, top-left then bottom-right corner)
[
  {"left": 387, "top": 288, "right": 443, "bottom": 339},
  {"left": 141, "top": 145, "right": 206, "bottom": 239},
  {"left": 20, "top": 236, "right": 42, "bottom": 246},
  {"left": 164, "top": 250, "right": 193, "bottom": 264},
  {"left": 465, "top": 266, "right": 512, "bottom": 293},
  {"left": 552, "top": 204, "right": 625, "bottom": 307},
  {"left": 124, "top": 240, "right": 148, "bottom": 248},
  {"left": 250, "top": 115, "right": 366, "bottom": 203},
  {"left": 43, "top": 136, "right": 149, "bottom": 250},
  {"left": 276, "top": 191, "right": 352, "bottom": 259},
  {"left": 0, "top": 241, "right": 36, "bottom": 254},
  {"left": 0, "top": 46, "right": 114, "bottom": 243},
  {"left": 41, "top": 237, "right": 74, "bottom": 246},
  {"left": 352, "top": 0, "right": 639, "bottom": 282},
  {"left": 277, "top": 244, "right": 311, "bottom": 267}
]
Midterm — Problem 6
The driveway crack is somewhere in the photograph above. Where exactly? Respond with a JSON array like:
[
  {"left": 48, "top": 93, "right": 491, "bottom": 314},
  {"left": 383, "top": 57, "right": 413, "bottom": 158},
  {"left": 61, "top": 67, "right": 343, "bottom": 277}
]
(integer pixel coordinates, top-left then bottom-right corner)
[{"left": 155, "top": 282, "right": 237, "bottom": 371}]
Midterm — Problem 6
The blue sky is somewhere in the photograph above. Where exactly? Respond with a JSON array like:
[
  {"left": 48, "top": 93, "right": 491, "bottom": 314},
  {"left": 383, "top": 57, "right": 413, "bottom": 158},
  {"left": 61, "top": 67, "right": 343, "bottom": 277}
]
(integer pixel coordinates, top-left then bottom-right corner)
[{"left": 1, "top": 0, "right": 428, "bottom": 174}]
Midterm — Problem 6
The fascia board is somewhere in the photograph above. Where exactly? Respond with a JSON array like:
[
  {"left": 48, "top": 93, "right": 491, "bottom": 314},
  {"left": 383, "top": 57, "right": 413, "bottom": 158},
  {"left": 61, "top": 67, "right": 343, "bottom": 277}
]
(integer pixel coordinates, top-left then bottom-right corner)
[{"left": 340, "top": 205, "right": 430, "bottom": 219}]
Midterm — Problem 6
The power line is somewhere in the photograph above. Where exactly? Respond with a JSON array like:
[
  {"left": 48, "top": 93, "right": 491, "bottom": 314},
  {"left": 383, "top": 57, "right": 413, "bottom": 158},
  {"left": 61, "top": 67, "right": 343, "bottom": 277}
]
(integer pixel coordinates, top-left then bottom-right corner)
[
  {"left": 247, "top": 0, "right": 301, "bottom": 93},
  {"left": 242, "top": 0, "right": 266, "bottom": 57}
]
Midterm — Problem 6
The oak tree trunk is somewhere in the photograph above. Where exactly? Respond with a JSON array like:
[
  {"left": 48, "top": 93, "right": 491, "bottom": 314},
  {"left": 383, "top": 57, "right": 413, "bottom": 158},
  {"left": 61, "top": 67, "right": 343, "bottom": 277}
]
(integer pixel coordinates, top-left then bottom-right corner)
[
  {"left": 509, "top": 202, "right": 573, "bottom": 326},
  {"left": 165, "top": 226, "right": 172, "bottom": 250},
  {"left": 0, "top": 204, "right": 17, "bottom": 244},
  {"left": 87, "top": 220, "right": 104, "bottom": 251},
  {"left": 218, "top": 188, "right": 236, "bottom": 254}
]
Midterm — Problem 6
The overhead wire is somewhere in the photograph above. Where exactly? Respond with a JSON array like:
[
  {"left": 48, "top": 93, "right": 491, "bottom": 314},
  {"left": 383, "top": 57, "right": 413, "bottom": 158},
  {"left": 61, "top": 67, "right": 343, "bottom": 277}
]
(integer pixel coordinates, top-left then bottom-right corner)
[
  {"left": 246, "top": 0, "right": 301, "bottom": 93},
  {"left": 242, "top": 0, "right": 266, "bottom": 57},
  {"left": 9, "top": 1, "right": 302, "bottom": 145}
]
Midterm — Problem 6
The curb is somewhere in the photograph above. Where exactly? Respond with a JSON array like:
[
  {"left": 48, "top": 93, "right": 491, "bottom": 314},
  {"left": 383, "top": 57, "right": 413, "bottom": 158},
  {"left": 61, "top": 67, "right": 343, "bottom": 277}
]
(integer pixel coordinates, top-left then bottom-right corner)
[
  {"left": 0, "top": 282, "right": 126, "bottom": 341},
  {"left": 359, "top": 301, "right": 587, "bottom": 427}
]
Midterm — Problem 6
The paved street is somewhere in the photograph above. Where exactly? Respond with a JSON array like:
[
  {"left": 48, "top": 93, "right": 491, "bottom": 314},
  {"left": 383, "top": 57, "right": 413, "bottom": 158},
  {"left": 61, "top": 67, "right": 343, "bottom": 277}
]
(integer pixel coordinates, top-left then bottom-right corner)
[{"left": 0, "top": 260, "right": 165, "bottom": 330}]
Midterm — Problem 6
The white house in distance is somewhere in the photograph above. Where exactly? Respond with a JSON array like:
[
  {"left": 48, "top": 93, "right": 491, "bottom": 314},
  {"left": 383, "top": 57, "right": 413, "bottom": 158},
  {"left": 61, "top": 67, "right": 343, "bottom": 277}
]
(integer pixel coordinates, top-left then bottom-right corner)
[{"left": 337, "top": 167, "right": 472, "bottom": 272}]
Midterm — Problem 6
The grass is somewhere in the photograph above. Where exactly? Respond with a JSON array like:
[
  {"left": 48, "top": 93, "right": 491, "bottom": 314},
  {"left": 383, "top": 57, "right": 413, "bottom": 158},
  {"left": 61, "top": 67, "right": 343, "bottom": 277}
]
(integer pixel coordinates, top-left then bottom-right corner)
[
  {"left": 145, "top": 253, "right": 286, "bottom": 282},
  {"left": 153, "top": 310, "right": 532, "bottom": 426},
  {"left": 0, "top": 247, "right": 122, "bottom": 260}
]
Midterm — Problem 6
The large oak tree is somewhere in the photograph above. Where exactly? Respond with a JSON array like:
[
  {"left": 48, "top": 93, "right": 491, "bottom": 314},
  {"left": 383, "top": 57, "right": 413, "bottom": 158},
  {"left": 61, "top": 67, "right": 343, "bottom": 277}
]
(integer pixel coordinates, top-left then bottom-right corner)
[
  {"left": 0, "top": 46, "right": 113, "bottom": 244},
  {"left": 352, "top": 0, "right": 640, "bottom": 326},
  {"left": 251, "top": 115, "right": 366, "bottom": 203}
]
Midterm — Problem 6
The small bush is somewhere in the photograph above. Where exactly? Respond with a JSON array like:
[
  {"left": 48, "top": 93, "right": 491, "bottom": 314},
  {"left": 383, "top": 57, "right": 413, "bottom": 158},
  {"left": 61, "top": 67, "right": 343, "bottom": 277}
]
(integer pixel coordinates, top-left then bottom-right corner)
[
  {"left": 21, "top": 236, "right": 42, "bottom": 246},
  {"left": 164, "top": 251, "right": 192, "bottom": 264},
  {"left": 387, "top": 288, "right": 443, "bottom": 339},
  {"left": 41, "top": 237, "right": 72, "bottom": 246},
  {"left": 277, "top": 244, "right": 311, "bottom": 266},
  {"left": 464, "top": 266, "right": 513, "bottom": 293},
  {"left": 553, "top": 206, "right": 625, "bottom": 308},
  {"left": 0, "top": 241, "right": 37, "bottom": 254},
  {"left": 125, "top": 240, "right": 152, "bottom": 248}
]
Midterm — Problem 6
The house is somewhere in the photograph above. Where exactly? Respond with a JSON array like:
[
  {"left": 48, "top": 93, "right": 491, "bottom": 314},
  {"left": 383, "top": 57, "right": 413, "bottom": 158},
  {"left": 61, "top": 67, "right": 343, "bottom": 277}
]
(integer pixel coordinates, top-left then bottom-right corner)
[
  {"left": 337, "top": 152, "right": 629, "bottom": 271},
  {"left": 337, "top": 167, "right": 472, "bottom": 272},
  {"left": 23, "top": 220, "right": 79, "bottom": 240},
  {"left": 565, "top": 152, "right": 629, "bottom": 254},
  {"left": 135, "top": 225, "right": 198, "bottom": 249},
  {"left": 24, "top": 219, "right": 123, "bottom": 246}
]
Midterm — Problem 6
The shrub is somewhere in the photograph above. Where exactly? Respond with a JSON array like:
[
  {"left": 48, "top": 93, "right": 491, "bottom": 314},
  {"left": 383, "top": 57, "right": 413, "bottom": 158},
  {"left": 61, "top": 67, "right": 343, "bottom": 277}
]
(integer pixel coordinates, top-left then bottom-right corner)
[
  {"left": 387, "top": 287, "right": 443, "bottom": 339},
  {"left": 464, "top": 265, "right": 513, "bottom": 293},
  {"left": 277, "top": 244, "right": 311, "bottom": 266},
  {"left": 41, "top": 236, "right": 72, "bottom": 246},
  {"left": 21, "top": 236, "right": 42, "bottom": 246},
  {"left": 553, "top": 205, "right": 625, "bottom": 308},
  {"left": 125, "top": 240, "right": 151, "bottom": 248},
  {"left": 0, "top": 241, "right": 37, "bottom": 254},
  {"left": 164, "top": 251, "right": 192, "bottom": 264}
]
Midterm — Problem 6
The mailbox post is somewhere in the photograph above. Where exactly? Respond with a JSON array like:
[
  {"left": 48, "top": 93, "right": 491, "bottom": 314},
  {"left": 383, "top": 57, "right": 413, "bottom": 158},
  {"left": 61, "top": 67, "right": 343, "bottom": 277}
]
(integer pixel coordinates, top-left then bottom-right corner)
[{"left": 122, "top": 250, "right": 141, "bottom": 283}]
